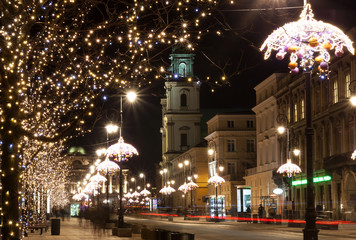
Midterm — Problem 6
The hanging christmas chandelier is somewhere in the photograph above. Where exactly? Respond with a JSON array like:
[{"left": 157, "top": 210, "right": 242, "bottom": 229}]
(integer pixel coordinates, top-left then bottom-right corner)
[
  {"left": 208, "top": 174, "right": 225, "bottom": 187},
  {"left": 96, "top": 159, "right": 120, "bottom": 175},
  {"left": 277, "top": 159, "right": 302, "bottom": 178},
  {"left": 89, "top": 172, "right": 107, "bottom": 184},
  {"left": 260, "top": 3, "right": 354, "bottom": 79},
  {"left": 105, "top": 136, "right": 139, "bottom": 162},
  {"left": 187, "top": 181, "right": 199, "bottom": 190},
  {"left": 140, "top": 188, "right": 151, "bottom": 197},
  {"left": 178, "top": 182, "right": 190, "bottom": 194},
  {"left": 83, "top": 181, "right": 101, "bottom": 194},
  {"left": 132, "top": 191, "right": 141, "bottom": 198},
  {"left": 159, "top": 185, "right": 176, "bottom": 195},
  {"left": 124, "top": 192, "right": 133, "bottom": 198},
  {"left": 73, "top": 192, "right": 88, "bottom": 201}
]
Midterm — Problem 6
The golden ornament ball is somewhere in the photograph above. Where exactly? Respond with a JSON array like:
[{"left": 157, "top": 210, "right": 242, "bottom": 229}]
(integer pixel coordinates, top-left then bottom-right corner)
[
  {"left": 315, "top": 56, "right": 323, "bottom": 63},
  {"left": 322, "top": 42, "right": 332, "bottom": 51},
  {"left": 308, "top": 37, "right": 319, "bottom": 47},
  {"left": 288, "top": 62, "right": 298, "bottom": 69}
]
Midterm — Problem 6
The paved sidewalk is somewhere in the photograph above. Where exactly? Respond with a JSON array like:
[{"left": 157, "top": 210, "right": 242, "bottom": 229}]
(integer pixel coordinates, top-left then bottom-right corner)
[{"left": 25, "top": 218, "right": 141, "bottom": 240}]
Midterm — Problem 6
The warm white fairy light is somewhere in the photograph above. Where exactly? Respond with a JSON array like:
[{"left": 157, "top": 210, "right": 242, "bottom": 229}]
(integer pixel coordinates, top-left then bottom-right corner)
[
  {"left": 277, "top": 159, "right": 302, "bottom": 178},
  {"left": 1, "top": 0, "right": 235, "bottom": 238},
  {"left": 260, "top": 3, "right": 354, "bottom": 79}
]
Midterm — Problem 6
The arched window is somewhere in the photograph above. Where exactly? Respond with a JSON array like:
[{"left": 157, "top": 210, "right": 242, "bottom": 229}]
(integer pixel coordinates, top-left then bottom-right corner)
[
  {"left": 179, "top": 62, "right": 186, "bottom": 77},
  {"left": 180, "top": 93, "right": 187, "bottom": 107}
]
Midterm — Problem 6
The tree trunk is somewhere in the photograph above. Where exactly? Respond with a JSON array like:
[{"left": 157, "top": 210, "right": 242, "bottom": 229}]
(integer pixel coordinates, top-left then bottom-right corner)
[{"left": 1, "top": 122, "right": 21, "bottom": 239}]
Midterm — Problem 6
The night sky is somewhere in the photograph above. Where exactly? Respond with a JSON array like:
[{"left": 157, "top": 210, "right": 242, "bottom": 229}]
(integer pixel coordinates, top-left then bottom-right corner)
[{"left": 70, "top": 0, "right": 356, "bottom": 186}]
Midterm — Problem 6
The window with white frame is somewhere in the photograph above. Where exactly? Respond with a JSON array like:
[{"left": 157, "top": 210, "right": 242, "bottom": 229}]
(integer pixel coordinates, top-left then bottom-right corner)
[
  {"left": 333, "top": 78, "right": 338, "bottom": 104},
  {"left": 294, "top": 103, "right": 298, "bottom": 122},
  {"left": 345, "top": 73, "right": 351, "bottom": 98},
  {"left": 227, "top": 139, "right": 235, "bottom": 152}
]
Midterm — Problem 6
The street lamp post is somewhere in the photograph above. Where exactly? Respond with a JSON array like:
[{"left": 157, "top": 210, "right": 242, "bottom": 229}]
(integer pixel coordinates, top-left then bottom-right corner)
[
  {"left": 261, "top": 3, "right": 354, "bottom": 239},
  {"left": 208, "top": 140, "right": 225, "bottom": 221},
  {"left": 104, "top": 91, "right": 138, "bottom": 228},
  {"left": 104, "top": 124, "right": 118, "bottom": 205}
]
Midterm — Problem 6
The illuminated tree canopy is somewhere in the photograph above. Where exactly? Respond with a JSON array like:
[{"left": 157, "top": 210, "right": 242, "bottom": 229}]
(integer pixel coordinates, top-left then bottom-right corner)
[{"left": 0, "top": 0, "right": 234, "bottom": 238}]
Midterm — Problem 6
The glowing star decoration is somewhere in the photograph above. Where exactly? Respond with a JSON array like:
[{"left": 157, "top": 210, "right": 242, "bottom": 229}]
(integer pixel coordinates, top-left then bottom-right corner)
[
  {"left": 140, "top": 188, "right": 151, "bottom": 197},
  {"left": 105, "top": 137, "right": 139, "bottom": 162},
  {"left": 178, "top": 182, "right": 190, "bottom": 194},
  {"left": 208, "top": 174, "right": 225, "bottom": 187},
  {"left": 96, "top": 159, "right": 120, "bottom": 175},
  {"left": 351, "top": 150, "right": 356, "bottom": 160},
  {"left": 187, "top": 181, "right": 199, "bottom": 190},
  {"left": 260, "top": 3, "right": 354, "bottom": 79},
  {"left": 277, "top": 159, "right": 302, "bottom": 178},
  {"left": 89, "top": 173, "right": 107, "bottom": 184}
]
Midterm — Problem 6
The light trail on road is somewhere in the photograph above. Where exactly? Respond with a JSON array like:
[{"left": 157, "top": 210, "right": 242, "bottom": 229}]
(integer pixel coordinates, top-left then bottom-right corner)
[{"left": 126, "top": 216, "right": 350, "bottom": 240}]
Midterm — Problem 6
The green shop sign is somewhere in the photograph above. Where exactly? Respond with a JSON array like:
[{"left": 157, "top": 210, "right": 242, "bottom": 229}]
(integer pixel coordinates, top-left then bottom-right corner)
[{"left": 292, "top": 175, "right": 332, "bottom": 186}]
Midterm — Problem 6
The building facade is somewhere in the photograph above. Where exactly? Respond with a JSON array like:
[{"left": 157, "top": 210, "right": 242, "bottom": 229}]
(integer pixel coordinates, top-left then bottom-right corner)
[
  {"left": 246, "top": 27, "right": 356, "bottom": 221},
  {"left": 159, "top": 47, "right": 204, "bottom": 210},
  {"left": 205, "top": 113, "right": 256, "bottom": 216}
]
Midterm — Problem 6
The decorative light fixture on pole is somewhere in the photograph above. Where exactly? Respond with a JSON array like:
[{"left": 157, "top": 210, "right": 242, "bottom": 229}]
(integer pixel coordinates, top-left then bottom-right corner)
[
  {"left": 96, "top": 158, "right": 120, "bottom": 205},
  {"left": 208, "top": 173, "right": 225, "bottom": 221},
  {"left": 139, "top": 173, "right": 151, "bottom": 197},
  {"left": 261, "top": 2, "right": 354, "bottom": 239},
  {"left": 276, "top": 115, "right": 302, "bottom": 178},
  {"left": 104, "top": 90, "right": 138, "bottom": 227},
  {"left": 178, "top": 160, "right": 189, "bottom": 209}
]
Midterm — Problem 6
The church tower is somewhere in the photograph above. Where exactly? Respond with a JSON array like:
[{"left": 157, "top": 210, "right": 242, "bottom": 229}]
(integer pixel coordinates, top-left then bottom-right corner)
[{"left": 160, "top": 46, "right": 202, "bottom": 165}]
